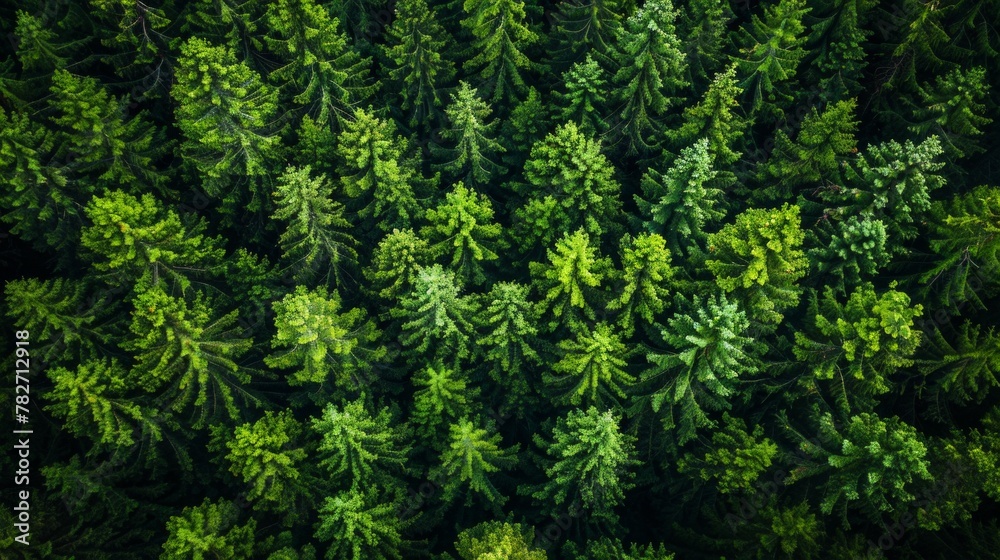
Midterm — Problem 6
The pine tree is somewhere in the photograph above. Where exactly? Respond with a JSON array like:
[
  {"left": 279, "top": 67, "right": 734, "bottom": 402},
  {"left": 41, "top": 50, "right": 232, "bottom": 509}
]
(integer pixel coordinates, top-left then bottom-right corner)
[
  {"left": 383, "top": 0, "right": 456, "bottom": 129},
  {"left": 13, "top": 10, "right": 69, "bottom": 71},
  {"left": 478, "top": 282, "right": 541, "bottom": 401},
  {"left": 793, "top": 283, "right": 923, "bottom": 413},
  {"left": 364, "top": 229, "right": 432, "bottom": 301},
  {"left": 918, "top": 321, "right": 1000, "bottom": 407},
  {"left": 759, "top": 98, "right": 859, "bottom": 201},
  {"left": 460, "top": 0, "right": 538, "bottom": 105},
  {"left": 909, "top": 66, "right": 992, "bottom": 159},
  {"left": 607, "top": 233, "right": 674, "bottom": 335},
  {"left": 732, "top": 0, "right": 811, "bottom": 116},
  {"left": 4, "top": 278, "right": 106, "bottom": 364},
  {"left": 454, "top": 521, "right": 546, "bottom": 559},
  {"left": 432, "top": 82, "right": 506, "bottom": 187},
  {"left": 632, "top": 293, "right": 757, "bottom": 445},
  {"left": 48, "top": 69, "right": 169, "bottom": 192},
  {"left": 421, "top": 182, "right": 503, "bottom": 285},
  {"left": 45, "top": 359, "right": 158, "bottom": 450},
  {"left": 264, "top": 0, "right": 374, "bottom": 124},
  {"left": 555, "top": 54, "right": 610, "bottom": 136},
  {"left": 311, "top": 397, "right": 410, "bottom": 489},
  {"left": 530, "top": 407, "right": 639, "bottom": 524},
  {"left": 266, "top": 286, "right": 383, "bottom": 389},
  {"left": 125, "top": 287, "right": 254, "bottom": 428},
  {"left": 515, "top": 122, "right": 622, "bottom": 248},
  {"left": 610, "top": 0, "right": 688, "bottom": 155},
  {"left": 808, "top": 215, "right": 890, "bottom": 295},
  {"left": 220, "top": 410, "right": 309, "bottom": 512},
  {"left": 636, "top": 138, "right": 724, "bottom": 261},
  {"left": 784, "top": 410, "right": 932, "bottom": 520},
  {"left": 918, "top": 186, "right": 1000, "bottom": 312},
  {"left": 679, "top": 0, "right": 733, "bottom": 86},
  {"left": 171, "top": 37, "right": 279, "bottom": 203},
  {"left": 395, "top": 264, "right": 480, "bottom": 363},
  {"left": 161, "top": 499, "right": 256, "bottom": 560},
  {"left": 314, "top": 487, "right": 410, "bottom": 560},
  {"left": 803, "top": 0, "right": 875, "bottom": 102},
  {"left": 411, "top": 361, "right": 479, "bottom": 445},
  {"left": 336, "top": 108, "right": 426, "bottom": 231},
  {"left": 545, "top": 0, "right": 623, "bottom": 70},
  {"left": 272, "top": 165, "right": 357, "bottom": 287},
  {"left": 529, "top": 229, "right": 611, "bottom": 333},
  {"left": 433, "top": 418, "right": 519, "bottom": 508},
  {"left": 545, "top": 322, "right": 635, "bottom": 408},
  {"left": 677, "top": 412, "right": 777, "bottom": 494},
  {"left": 81, "top": 190, "right": 225, "bottom": 293},
  {"left": 706, "top": 204, "right": 809, "bottom": 325},
  {"left": 666, "top": 65, "right": 746, "bottom": 167}
]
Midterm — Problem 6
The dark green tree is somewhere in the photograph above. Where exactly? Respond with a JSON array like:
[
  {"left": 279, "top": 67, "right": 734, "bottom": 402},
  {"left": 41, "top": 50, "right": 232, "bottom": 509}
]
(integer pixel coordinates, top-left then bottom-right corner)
[
  {"left": 421, "top": 182, "right": 503, "bottom": 285},
  {"left": 433, "top": 418, "right": 519, "bottom": 508},
  {"left": 666, "top": 64, "right": 746, "bottom": 167},
  {"left": 909, "top": 66, "right": 992, "bottom": 159},
  {"left": 678, "top": 412, "right": 778, "bottom": 494},
  {"left": 432, "top": 82, "right": 506, "bottom": 187},
  {"left": 410, "top": 361, "right": 479, "bottom": 445},
  {"left": 395, "top": 265, "right": 480, "bottom": 363},
  {"left": 554, "top": 54, "right": 610, "bottom": 136},
  {"left": 732, "top": 0, "right": 810, "bottom": 115},
  {"left": 311, "top": 397, "right": 410, "bottom": 489},
  {"left": 460, "top": 0, "right": 538, "bottom": 105}
]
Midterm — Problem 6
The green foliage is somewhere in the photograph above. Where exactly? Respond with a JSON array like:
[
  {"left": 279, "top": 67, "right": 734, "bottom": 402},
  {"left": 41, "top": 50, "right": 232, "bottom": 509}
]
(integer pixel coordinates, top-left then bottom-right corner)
[
  {"left": 910, "top": 66, "right": 992, "bottom": 159},
  {"left": 4, "top": 277, "right": 105, "bottom": 364},
  {"left": 461, "top": 0, "right": 538, "bottom": 104},
  {"left": 678, "top": 413, "right": 778, "bottom": 494},
  {"left": 546, "top": 322, "right": 635, "bottom": 408},
  {"left": 221, "top": 410, "right": 308, "bottom": 511},
  {"left": 161, "top": 499, "right": 256, "bottom": 560},
  {"left": 515, "top": 122, "right": 622, "bottom": 248},
  {"left": 732, "top": 0, "right": 810, "bottom": 115},
  {"left": 918, "top": 321, "right": 1000, "bottom": 407},
  {"left": 272, "top": 165, "right": 357, "bottom": 287},
  {"left": 607, "top": 232, "right": 674, "bottom": 334},
  {"left": 364, "top": 228, "right": 433, "bottom": 300},
  {"left": 336, "top": 108, "right": 426, "bottom": 231},
  {"left": 610, "top": 0, "right": 687, "bottom": 154},
  {"left": 478, "top": 281, "right": 541, "bottom": 395},
  {"left": 433, "top": 82, "right": 506, "bottom": 186},
  {"left": 555, "top": 54, "right": 610, "bottom": 136},
  {"left": 264, "top": 0, "right": 373, "bottom": 124},
  {"left": 434, "top": 418, "right": 520, "bottom": 507},
  {"left": 808, "top": 215, "right": 890, "bottom": 295},
  {"left": 454, "top": 521, "right": 546, "bottom": 559},
  {"left": 759, "top": 501, "right": 822, "bottom": 559},
  {"left": 172, "top": 37, "right": 279, "bottom": 200},
  {"left": 679, "top": 0, "right": 732, "bottom": 85},
  {"left": 384, "top": 0, "right": 456, "bottom": 129},
  {"left": 633, "top": 293, "right": 757, "bottom": 445},
  {"left": 266, "top": 286, "right": 383, "bottom": 389},
  {"left": 706, "top": 204, "right": 809, "bottom": 325},
  {"left": 311, "top": 397, "right": 410, "bottom": 489},
  {"left": 666, "top": 65, "right": 746, "bottom": 167},
  {"left": 546, "top": 0, "right": 623, "bottom": 70},
  {"left": 411, "top": 361, "right": 479, "bottom": 445},
  {"left": 82, "top": 190, "right": 225, "bottom": 293},
  {"left": 14, "top": 10, "right": 67, "bottom": 71},
  {"left": 529, "top": 229, "right": 611, "bottom": 332},
  {"left": 314, "top": 487, "right": 410, "bottom": 560},
  {"left": 531, "top": 407, "right": 639, "bottom": 523},
  {"left": 794, "top": 282, "right": 922, "bottom": 412},
  {"left": 396, "top": 264, "right": 480, "bottom": 363},
  {"left": 421, "top": 182, "right": 503, "bottom": 285}
]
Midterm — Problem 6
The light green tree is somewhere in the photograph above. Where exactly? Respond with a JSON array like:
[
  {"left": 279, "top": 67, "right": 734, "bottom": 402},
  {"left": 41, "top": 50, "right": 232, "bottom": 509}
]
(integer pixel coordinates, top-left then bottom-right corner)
[
  {"left": 677, "top": 412, "right": 777, "bottom": 494},
  {"left": 421, "top": 182, "right": 503, "bottom": 285},
  {"left": 454, "top": 521, "right": 546, "bottom": 560},
  {"left": 666, "top": 65, "right": 746, "bottom": 167},
  {"left": 478, "top": 282, "right": 540, "bottom": 400},
  {"left": 364, "top": 229, "right": 432, "bottom": 301},
  {"left": 545, "top": 323, "right": 635, "bottom": 408},
  {"left": 433, "top": 418, "right": 519, "bottom": 508},
  {"left": 221, "top": 411, "right": 308, "bottom": 512},
  {"left": 314, "top": 487, "right": 410, "bottom": 560},
  {"left": 4, "top": 278, "right": 106, "bottom": 364},
  {"left": 396, "top": 264, "right": 480, "bottom": 363},
  {"left": 529, "top": 229, "right": 611, "bottom": 333},
  {"left": 311, "top": 397, "right": 410, "bottom": 489},
  {"left": 411, "top": 361, "right": 479, "bottom": 445},
  {"left": 607, "top": 233, "right": 674, "bottom": 335},
  {"left": 161, "top": 499, "right": 256, "bottom": 560}
]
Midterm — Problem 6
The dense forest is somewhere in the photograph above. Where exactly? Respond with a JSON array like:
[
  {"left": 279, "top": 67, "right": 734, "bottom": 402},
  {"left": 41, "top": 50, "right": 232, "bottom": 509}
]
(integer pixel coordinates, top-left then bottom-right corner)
[{"left": 1, "top": 0, "right": 1000, "bottom": 557}]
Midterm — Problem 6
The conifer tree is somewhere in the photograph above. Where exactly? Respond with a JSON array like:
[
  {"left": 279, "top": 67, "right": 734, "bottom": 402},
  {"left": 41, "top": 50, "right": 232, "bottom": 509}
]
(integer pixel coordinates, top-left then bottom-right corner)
[
  {"left": 460, "top": 0, "right": 538, "bottom": 105},
  {"left": 632, "top": 293, "right": 757, "bottom": 445},
  {"left": 4, "top": 278, "right": 106, "bottom": 365},
  {"left": 666, "top": 65, "right": 746, "bottom": 167},
  {"left": 636, "top": 138, "right": 724, "bottom": 261},
  {"left": 555, "top": 54, "right": 610, "bottom": 136},
  {"left": 364, "top": 229, "right": 432, "bottom": 301},
  {"left": 311, "top": 397, "right": 410, "bottom": 489},
  {"left": 545, "top": 0, "right": 623, "bottom": 70},
  {"left": 515, "top": 122, "right": 622, "bottom": 248},
  {"left": 81, "top": 191, "right": 226, "bottom": 293},
  {"left": 433, "top": 418, "right": 520, "bottom": 508},
  {"left": 266, "top": 286, "right": 383, "bottom": 389},
  {"left": 478, "top": 282, "right": 541, "bottom": 400},
  {"left": 706, "top": 204, "right": 809, "bottom": 325},
  {"left": 732, "top": 0, "right": 811, "bottom": 115},
  {"left": 432, "top": 82, "right": 506, "bottom": 187},
  {"left": 161, "top": 499, "right": 256, "bottom": 560},
  {"left": 529, "top": 229, "right": 611, "bottom": 333},
  {"left": 910, "top": 66, "right": 992, "bottom": 159},
  {"left": 530, "top": 407, "right": 639, "bottom": 524},
  {"left": 264, "top": 0, "right": 374, "bottom": 123},
  {"left": 546, "top": 322, "right": 635, "bottom": 408},
  {"left": 610, "top": 0, "right": 688, "bottom": 155},
  {"left": 125, "top": 287, "right": 254, "bottom": 428},
  {"left": 272, "top": 165, "right": 357, "bottom": 287},
  {"left": 454, "top": 521, "right": 546, "bottom": 559},
  {"left": 804, "top": 0, "right": 875, "bottom": 101},
  {"left": 383, "top": 0, "right": 456, "bottom": 129},
  {"left": 421, "top": 182, "right": 503, "bottom": 285},
  {"left": 677, "top": 412, "right": 777, "bottom": 494},
  {"left": 808, "top": 215, "right": 890, "bottom": 295},
  {"left": 395, "top": 264, "right": 480, "bottom": 363},
  {"left": 607, "top": 233, "right": 674, "bottom": 335},
  {"left": 220, "top": 410, "right": 309, "bottom": 513},
  {"left": 336, "top": 108, "right": 426, "bottom": 231},
  {"left": 794, "top": 282, "right": 922, "bottom": 413},
  {"left": 13, "top": 10, "right": 69, "bottom": 71},
  {"left": 314, "top": 487, "right": 410, "bottom": 560},
  {"left": 917, "top": 321, "right": 1000, "bottom": 407},
  {"left": 679, "top": 0, "right": 733, "bottom": 86},
  {"left": 411, "top": 361, "right": 479, "bottom": 445},
  {"left": 171, "top": 37, "right": 279, "bottom": 204}
]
